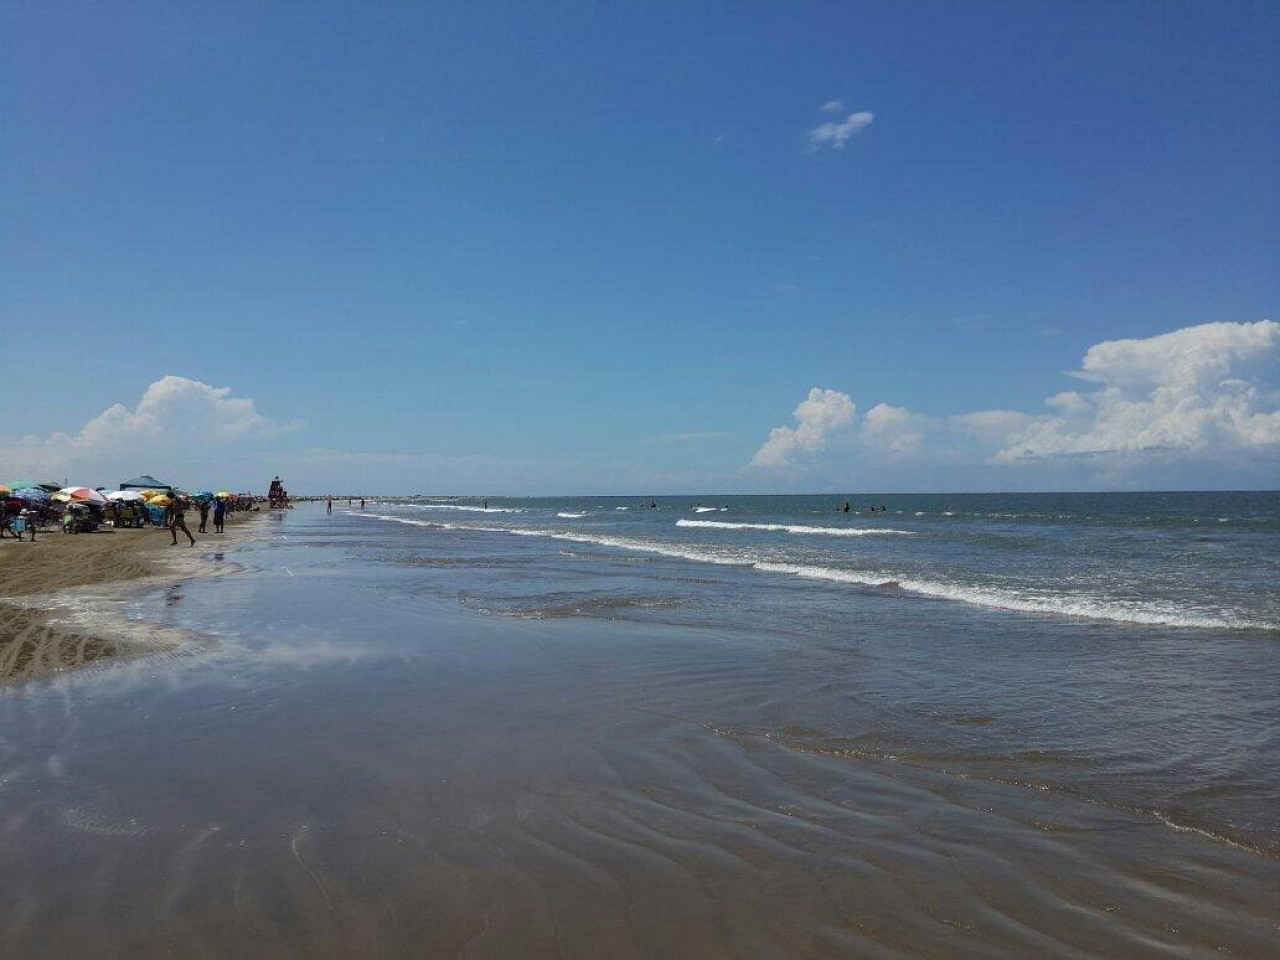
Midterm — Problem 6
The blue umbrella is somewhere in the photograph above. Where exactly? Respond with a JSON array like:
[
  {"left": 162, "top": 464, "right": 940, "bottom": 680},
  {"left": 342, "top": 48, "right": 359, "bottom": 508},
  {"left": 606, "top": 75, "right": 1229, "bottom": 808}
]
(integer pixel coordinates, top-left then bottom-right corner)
[{"left": 10, "top": 488, "right": 50, "bottom": 502}]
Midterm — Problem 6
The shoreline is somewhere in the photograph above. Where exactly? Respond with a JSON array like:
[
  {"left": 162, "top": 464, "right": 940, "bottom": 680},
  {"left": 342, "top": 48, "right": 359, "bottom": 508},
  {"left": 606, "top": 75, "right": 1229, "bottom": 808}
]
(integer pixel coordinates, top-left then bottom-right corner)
[{"left": 0, "top": 509, "right": 262, "bottom": 684}]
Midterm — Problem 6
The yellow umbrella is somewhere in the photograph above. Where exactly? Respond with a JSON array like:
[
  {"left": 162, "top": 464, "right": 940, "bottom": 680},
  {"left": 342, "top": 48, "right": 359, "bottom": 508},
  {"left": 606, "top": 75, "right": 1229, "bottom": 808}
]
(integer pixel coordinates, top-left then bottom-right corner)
[
  {"left": 0, "top": 485, "right": 10, "bottom": 497},
  {"left": 149, "top": 494, "right": 173, "bottom": 507},
  {"left": 139, "top": 489, "right": 158, "bottom": 499},
  {"left": 216, "top": 491, "right": 231, "bottom": 499}
]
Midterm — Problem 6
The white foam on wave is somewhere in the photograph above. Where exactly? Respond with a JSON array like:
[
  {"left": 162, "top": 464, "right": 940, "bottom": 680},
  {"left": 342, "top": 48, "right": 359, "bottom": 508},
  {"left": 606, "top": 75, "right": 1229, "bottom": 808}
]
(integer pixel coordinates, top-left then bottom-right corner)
[
  {"left": 402, "top": 503, "right": 524, "bottom": 514},
  {"left": 693, "top": 506, "right": 719, "bottom": 513},
  {"left": 355, "top": 514, "right": 1274, "bottom": 631},
  {"left": 557, "top": 512, "right": 586, "bottom": 519},
  {"left": 755, "top": 562, "right": 1272, "bottom": 630},
  {"left": 677, "top": 519, "right": 912, "bottom": 537}
]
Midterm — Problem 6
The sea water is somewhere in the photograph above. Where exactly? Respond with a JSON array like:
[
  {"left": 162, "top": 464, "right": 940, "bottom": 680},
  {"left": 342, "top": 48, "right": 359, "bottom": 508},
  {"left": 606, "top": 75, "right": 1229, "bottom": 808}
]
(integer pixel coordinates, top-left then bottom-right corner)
[{"left": 0, "top": 492, "right": 1276, "bottom": 956}]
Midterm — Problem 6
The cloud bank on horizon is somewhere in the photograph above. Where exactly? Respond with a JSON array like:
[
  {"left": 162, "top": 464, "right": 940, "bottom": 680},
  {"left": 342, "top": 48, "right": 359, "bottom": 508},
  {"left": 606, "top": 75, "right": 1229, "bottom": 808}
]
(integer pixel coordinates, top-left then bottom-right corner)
[
  {"left": 750, "top": 320, "right": 1280, "bottom": 487},
  {"left": 3, "top": 321, "right": 1276, "bottom": 493}
]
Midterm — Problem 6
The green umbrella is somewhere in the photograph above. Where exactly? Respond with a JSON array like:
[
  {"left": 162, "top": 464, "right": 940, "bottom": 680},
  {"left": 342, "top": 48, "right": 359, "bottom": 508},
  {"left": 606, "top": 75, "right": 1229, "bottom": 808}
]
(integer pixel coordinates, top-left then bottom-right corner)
[{"left": 10, "top": 479, "right": 61, "bottom": 492}]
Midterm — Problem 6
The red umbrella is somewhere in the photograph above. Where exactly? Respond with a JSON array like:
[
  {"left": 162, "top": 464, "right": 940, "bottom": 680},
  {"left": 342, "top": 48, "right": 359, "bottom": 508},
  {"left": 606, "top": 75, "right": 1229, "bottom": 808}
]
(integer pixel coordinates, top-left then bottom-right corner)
[{"left": 56, "top": 486, "right": 109, "bottom": 505}]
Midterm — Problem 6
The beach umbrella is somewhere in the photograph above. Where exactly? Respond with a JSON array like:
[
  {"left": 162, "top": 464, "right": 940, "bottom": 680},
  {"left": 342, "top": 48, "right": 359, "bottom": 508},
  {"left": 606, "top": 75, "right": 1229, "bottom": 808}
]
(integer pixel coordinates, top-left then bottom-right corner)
[
  {"left": 10, "top": 488, "right": 49, "bottom": 503},
  {"left": 0, "top": 485, "right": 9, "bottom": 497},
  {"left": 107, "top": 490, "right": 145, "bottom": 502},
  {"left": 57, "top": 487, "right": 109, "bottom": 505},
  {"left": 140, "top": 490, "right": 161, "bottom": 500},
  {"left": 215, "top": 490, "right": 231, "bottom": 499},
  {"left": 10, "top": 479, "right": 61, "bottom": 492},
  {"left": 149, "top": 494, "right": 173, "bottom": 506}
]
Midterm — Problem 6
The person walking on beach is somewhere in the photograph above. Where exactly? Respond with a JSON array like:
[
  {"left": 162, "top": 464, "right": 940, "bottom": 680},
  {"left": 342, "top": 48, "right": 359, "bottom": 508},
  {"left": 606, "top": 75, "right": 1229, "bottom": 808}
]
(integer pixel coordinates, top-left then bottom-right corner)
[
  {"left": 169, "top": 495, "right": 196, "bottom": 546},
  {"left": 360, "top": 498, "right": 365, "bottom": 509},
  {"left": 327, "top": 498, "right": 333, "bottom": 514},
  {"left": 213, "top": 496, "right": 227, "bottom": 534},
  {"left": 197, "top": 499, "right": 211, "bottom": 533}
]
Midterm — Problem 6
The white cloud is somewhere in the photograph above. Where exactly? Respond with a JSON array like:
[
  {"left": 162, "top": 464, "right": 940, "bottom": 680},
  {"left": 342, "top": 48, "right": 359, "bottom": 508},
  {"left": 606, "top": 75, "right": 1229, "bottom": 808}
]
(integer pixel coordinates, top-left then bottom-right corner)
[
  {"left": 1, "top": 376, "right": 300, "bottom": 483},
  {"left": 77, "top": 375, "right": 290, "bottom": 445},
  {"left": 750, "top": 388, "right": 856, "bottom": 468},
  {"left": 819, "top": 99, "right": 845, "bottom": 114},
  {"left": 948, "top": 409, "right": 1033, "bottom": 446},
  {"left": 748, "top": 321, "right": 1280, "bottom": 485},
  {"left": 997, "top": 320, "right": 1280, "bottom": 460},
  {"left": 808, "top": 110, "right": 874, "bottom": 150},
  {"left": 861, "top": 403, "right": 933, "bottom": 454}
]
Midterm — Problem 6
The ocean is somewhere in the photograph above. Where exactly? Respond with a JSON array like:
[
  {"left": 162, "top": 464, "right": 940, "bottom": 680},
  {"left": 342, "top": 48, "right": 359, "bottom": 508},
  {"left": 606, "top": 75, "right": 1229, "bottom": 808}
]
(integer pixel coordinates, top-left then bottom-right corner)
[{"left": 0, "top": 491, "right": 1276, "bottom": 956}]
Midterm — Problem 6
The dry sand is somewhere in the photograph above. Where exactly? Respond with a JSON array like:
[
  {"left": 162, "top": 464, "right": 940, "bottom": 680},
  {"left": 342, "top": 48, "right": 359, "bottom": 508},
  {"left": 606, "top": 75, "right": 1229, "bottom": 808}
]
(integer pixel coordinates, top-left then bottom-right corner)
[{"left": 0, "top": 509, "right": 259, "bottom": 682}]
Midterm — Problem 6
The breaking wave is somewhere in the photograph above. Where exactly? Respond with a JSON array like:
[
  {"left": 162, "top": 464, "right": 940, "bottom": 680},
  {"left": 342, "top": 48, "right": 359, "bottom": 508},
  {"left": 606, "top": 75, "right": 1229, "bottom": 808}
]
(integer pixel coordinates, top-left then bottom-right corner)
[
  {"left": 401, "top": 503, "right": 524, "bottom": 514},
  {"left": 677, "top": 519, "right": 912, "bottom": 537},
  {"left": 356, "top": 514, "right": 1275, "bottom": 632}
]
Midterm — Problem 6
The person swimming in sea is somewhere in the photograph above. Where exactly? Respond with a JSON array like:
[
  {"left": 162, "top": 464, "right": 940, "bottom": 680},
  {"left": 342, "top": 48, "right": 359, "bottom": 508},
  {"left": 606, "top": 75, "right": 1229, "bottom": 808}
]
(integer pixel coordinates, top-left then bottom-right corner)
[{"left": 842, "top": 500, "right": 851, "bottom": 513}]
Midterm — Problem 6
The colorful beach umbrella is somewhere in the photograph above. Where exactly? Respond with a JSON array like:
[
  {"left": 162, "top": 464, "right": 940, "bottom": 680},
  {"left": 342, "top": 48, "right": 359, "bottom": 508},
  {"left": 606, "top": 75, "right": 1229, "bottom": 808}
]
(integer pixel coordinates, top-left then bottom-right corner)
[
  {"left": 57, "top": 487, "right": 109, "bottom": 505},
  {"left": 0, "top": 485, "right": 10, "bottom": 497},
  {"left": 10, "top": 488, "right": 49, "bottom": 503},
  {"left": 107, "top": 490, "right": 145, "bottom": 502},
  {"left": 215, "top": 491, "right": 231, "bottom": 499}
]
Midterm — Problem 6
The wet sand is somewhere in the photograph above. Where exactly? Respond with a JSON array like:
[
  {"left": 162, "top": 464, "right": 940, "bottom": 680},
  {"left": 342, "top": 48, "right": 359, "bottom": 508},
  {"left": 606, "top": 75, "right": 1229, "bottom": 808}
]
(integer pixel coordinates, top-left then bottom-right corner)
[
  {"left": 0, "top": 510, "right": 258, "bottom": 683},
  {"left": 0, "top": 504, "right": 1276, "bottom": 958}
]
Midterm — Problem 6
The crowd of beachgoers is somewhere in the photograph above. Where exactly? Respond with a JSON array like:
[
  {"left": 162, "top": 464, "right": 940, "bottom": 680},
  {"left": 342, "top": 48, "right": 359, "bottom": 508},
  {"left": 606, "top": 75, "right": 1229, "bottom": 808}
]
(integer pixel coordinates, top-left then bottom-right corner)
[{"left": 0, "top": 474, "right": 259, "bottom": 543}]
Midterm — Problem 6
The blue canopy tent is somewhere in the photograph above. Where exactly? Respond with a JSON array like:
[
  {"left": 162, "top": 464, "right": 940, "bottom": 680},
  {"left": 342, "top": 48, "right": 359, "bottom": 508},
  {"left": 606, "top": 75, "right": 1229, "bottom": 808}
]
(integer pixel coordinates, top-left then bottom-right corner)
[{"left": 119, "top": 475, "right": 173, "bottom": 492}]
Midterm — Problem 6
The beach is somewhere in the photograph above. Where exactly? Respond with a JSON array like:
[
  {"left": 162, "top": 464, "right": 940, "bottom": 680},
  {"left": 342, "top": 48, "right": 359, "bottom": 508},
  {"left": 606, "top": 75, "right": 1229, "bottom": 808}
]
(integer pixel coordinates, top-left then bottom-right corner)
[
  {"left": 0, "top": 495, "right": 1276, "bottom": 957},
  {"left": 0, "top": 508, "right": 258, "bottom": 683}
]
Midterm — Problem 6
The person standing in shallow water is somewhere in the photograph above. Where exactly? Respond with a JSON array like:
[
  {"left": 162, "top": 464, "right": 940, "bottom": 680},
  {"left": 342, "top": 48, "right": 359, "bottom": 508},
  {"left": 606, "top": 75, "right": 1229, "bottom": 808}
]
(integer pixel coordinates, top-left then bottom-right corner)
[
  {"left": 327, "top": 498, "right": 333, "bottom": 514},
  {"left": 197, "top": 499, "right": 210, "bottom": 533},
  {"left": 213, "top": 496, "right": 227, "bottom": 534},
  {"left": 168, "top": 494, "right": 196, "bottom": 546}
]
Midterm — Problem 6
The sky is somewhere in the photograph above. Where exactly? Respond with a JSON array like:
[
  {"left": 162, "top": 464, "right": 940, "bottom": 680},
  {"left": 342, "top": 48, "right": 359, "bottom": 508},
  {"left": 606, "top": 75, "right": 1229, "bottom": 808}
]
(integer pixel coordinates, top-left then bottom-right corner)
[{"left": 2, "top": 1, "right": 1277, "bottom": 494}]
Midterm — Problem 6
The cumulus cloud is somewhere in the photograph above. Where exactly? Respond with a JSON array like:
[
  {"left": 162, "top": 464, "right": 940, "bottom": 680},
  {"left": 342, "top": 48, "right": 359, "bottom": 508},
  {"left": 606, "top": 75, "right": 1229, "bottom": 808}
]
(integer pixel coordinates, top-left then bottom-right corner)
[
  {"left": 808, "top": 109, "right": 874, "bottom": 150},
  {"left": 77, "top": 376, "right": 288, "bottom": 445},
  {"left": 750, "top": 388, "right": 856, "bottom": 468},
  {"left": 749, "top": 321, "right": 1280, "bottom": 484},
  {"left": 819, "top": 99, "right": 845, "bottom": 113},
  {"left": 997, "top": 320, "right": 1280, "bottom": 460},
  {"left": 861, "top": 403, "right": 933, "bottom": 454},
  {"left": 1, "top": 375, "right": 300, "bottom": 482}
]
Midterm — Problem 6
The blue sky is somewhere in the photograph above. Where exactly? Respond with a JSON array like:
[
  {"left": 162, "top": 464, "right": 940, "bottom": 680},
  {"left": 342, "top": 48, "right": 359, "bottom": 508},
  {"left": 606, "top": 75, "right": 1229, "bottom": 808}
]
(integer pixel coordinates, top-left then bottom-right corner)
[{"left": 2, "top": 2, "right": 1277, "bottom": 493}]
